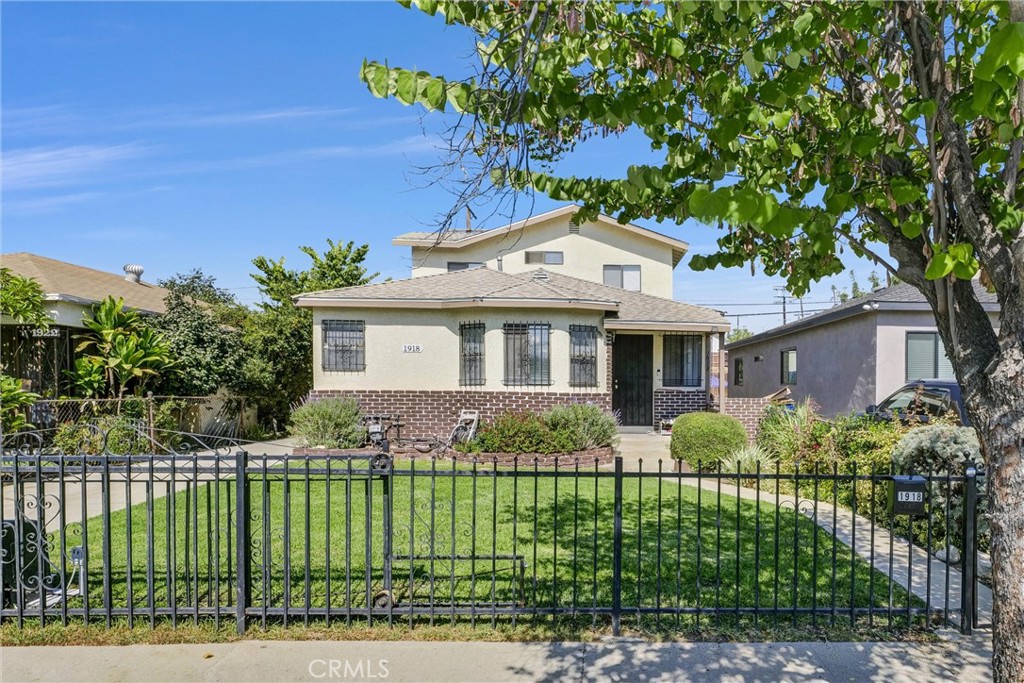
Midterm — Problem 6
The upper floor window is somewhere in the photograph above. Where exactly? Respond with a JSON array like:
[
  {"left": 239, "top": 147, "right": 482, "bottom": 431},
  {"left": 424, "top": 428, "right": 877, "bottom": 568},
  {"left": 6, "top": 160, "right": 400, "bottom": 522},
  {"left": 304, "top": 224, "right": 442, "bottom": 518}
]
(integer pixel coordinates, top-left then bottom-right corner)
[
  {"left": 780, "top": 348, "right": 797, "bottom": 385},
  {"left": 733, "top": 357, "right": 744, "bottom": 386},
  {"left": 503, "top": 322, "right": 551, "bottom": 386},
  {"left": 663, "top": 334, "right": 702, "bottom": 387},
  {"left": 459, "top": 322, "right": 486, "bottom": 386},
  {"left": 448, "top": 261, "right": 485, "bottom": 272},
  {"left": 569, "top": 324, "right": 599, "bottom": 387},
  {"left": 525, "top": 251, "right": 564, "bottom": 265},
  {"left": 323, "top": 320, "right": 365, "bottom": 372},
  {"left": 603, "top": 264, "right": 641, "bottom": 291},
  {"left": 906, "top": 332, "right": 955, "bottom": 380}
]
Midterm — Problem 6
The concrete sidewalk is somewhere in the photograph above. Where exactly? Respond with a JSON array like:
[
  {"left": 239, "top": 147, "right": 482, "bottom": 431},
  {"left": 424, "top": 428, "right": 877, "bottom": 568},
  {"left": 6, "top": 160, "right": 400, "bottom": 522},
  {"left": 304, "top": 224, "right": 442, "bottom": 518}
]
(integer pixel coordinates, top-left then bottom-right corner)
[{"left": 0, "top": 635, "right": 993, "bottom": 682}]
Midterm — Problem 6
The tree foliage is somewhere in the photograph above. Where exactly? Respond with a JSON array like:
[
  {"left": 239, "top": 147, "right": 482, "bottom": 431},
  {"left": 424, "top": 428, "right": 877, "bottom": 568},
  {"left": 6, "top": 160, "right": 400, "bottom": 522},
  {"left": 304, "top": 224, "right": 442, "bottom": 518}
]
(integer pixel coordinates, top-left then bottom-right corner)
[
  {"left": 726, "top": 327, "right": 753, "bottom": 343},
  {"left": 361, "top": 3, "right": 1024, "bottom": 677},
  {"left": 0, "top": 267, "right": 50, "bottom": 328}
]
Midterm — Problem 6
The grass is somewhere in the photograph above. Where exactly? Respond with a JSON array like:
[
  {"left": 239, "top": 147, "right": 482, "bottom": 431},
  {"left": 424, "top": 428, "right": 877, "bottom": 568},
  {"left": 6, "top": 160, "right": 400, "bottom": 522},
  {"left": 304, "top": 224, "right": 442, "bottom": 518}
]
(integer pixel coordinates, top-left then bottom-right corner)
[{"left": 5, "top": 458, "right": 928, "bottom": 640}]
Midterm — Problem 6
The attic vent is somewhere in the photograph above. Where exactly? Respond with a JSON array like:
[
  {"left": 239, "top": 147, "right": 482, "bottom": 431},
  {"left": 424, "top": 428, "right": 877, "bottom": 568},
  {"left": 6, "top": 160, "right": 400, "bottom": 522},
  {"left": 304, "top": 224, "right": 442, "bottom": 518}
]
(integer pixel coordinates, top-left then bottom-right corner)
[
  {"left": 531, "top": 270, "right": 550, "bottom": 282},
  {"left": 569, "top": 224, "right": 580, "bottom": 234}
]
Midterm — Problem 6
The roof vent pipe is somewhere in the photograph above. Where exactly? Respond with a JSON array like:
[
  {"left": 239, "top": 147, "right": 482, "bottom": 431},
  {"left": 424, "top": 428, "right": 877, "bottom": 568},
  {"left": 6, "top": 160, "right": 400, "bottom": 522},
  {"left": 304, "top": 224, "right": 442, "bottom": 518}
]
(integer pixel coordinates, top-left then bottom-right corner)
[
  {"left": 124, "top": 264, "right": 144, "bottom": 283},
  {"left": 496, "top": 256, "right": 503, "bottom": 272}
]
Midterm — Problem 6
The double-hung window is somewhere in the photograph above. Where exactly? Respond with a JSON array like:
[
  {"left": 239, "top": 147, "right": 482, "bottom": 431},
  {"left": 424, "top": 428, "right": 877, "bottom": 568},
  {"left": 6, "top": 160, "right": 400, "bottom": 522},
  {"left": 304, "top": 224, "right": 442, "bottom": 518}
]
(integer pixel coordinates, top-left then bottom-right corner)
[
  {"left": 906, "top": 332, "right": 955, "bottom": 380},
  {"left": 569, "top": 325, "right": 599, "bottom": 387},
  {"left": 662, "top": 334, "right": 702, "bottom": 387},
  {"left": 322, "top": 320, "right": 365, "bottom": 371},
  {"left": 459, "top": 322, "right": 486, "bottom": 386},
  {"left": 503, "top": 322, "right": 551, "bottom": 386},
  {"left": 780, "top": 348, "right": 797, "bottom": 385},
  {"left": 603, "top": 264, "right": 641, "bottom": 291}
]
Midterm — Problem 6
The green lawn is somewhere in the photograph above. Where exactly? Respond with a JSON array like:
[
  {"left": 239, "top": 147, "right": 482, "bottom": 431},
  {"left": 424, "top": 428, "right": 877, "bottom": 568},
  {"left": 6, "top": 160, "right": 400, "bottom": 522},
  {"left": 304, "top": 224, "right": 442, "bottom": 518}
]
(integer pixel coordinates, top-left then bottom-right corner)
[{"left": 41, "top": 459, "right": 918, "bottom": 634}]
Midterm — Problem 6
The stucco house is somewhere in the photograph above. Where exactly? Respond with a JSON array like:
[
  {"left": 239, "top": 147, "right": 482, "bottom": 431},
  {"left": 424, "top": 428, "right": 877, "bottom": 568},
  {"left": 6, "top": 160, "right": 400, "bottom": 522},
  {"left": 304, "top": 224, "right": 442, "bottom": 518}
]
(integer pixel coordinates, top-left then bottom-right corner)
[
  {"left": 725, "top": 281, "right": 999, "bottom": 416},
  {"left": 0, "top": 253, "right": 169, "bottom": 396},
  {"left": 297, "top": 206, "right": 731, "bottom": 437}
]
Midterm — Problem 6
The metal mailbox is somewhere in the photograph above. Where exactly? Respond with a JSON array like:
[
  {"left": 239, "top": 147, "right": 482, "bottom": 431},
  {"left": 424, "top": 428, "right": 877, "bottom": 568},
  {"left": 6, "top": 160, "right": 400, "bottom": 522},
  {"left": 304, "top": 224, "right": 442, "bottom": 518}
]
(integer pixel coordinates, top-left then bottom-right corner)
[{"left": 888, "top": 475, "right": 927, "bottom": 516}]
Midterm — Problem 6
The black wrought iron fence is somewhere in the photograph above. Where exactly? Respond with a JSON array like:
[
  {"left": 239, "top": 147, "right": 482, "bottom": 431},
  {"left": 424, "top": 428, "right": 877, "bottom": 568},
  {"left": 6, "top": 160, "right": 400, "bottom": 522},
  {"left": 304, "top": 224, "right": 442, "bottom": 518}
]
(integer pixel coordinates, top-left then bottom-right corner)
[{"left": 0, "top": 434, "right": 984, "bottom": 637}]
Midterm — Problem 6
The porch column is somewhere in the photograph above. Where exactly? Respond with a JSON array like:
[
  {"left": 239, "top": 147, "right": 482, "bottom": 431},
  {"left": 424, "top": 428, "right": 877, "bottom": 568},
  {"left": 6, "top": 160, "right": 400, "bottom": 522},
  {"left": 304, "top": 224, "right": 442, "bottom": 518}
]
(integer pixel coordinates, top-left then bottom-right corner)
[{"left": 718, "top": 331, "right": 726, "bottom": 412}]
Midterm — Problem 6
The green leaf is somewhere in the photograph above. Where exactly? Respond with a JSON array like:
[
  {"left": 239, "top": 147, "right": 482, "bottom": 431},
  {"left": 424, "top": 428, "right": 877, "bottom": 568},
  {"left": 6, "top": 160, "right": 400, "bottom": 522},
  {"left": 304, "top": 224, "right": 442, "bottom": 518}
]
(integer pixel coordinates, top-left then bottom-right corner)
[
  {"left": 890, "top": 178, "right": 920, "bottom": 205},
  {"left": 784, "top": 51, "right": 802, "bottom": 69},
  {"left": 976, "top": 22, "right": 1024, "bottom": 81},
  {"left": 420, "top": 75, "right": 446, "bottom": 110},
  {"left": 789, "top": 142, "right": 804, "bottom": 158},
  {"left": 772, "top": 111, "right": 793, "bottom": 129},
  {"left": 395, "top": 69, "right": 417, "bottom": 105},
  {"left": 668, "top": 37, "right": 686, "bottom": 60},
  {"left": 924, "top": 251, "right": 954, "bottom": 280},
  {"left": 447, "top": 83, "right": 472, "bottom": 112},
  {"left": 793, "top": 11, "right": 814, "bottom": 35},
  {"left": 899, "top": 215, "right": 923, "bottom": 240},
  {"left": 742, "top": 50, "right": 763, "bottom": 76}
]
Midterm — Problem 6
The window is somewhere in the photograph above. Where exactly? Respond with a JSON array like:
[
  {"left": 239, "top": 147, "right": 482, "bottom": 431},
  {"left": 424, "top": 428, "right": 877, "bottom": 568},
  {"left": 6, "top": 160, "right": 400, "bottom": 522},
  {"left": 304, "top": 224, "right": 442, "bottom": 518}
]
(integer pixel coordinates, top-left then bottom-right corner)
[
  {"left": 459, "top": 322, "right": 486, "bottom": 386},
  {"left": 322, "top": 320, "right": 365, "bottom": 371},
  {"left": 569, "top": 325, "right": 599, "bottom": 387},
  {"left": 906, "top": 332, "right": 955, "bottom": 380},
  {"left": 448, "top": 261, "right": 485, "bottom": 272},
  {"left": 733, "top": 357, "right": 744, "bottom": 386},
  {"left": 503, "top": 322, "right": 551, "bottom": 386},
  {"left": 780, "top": 348, "right": 797, "bottom": 385},
  {"left": 603, "top": 264, "right": 641, "bottom": 291},
  {"left": 662, "top": 334, "right": 702, "bottom": 387},
  {"left": 525, "top": 251, "right": 564, "bottom": 265}
]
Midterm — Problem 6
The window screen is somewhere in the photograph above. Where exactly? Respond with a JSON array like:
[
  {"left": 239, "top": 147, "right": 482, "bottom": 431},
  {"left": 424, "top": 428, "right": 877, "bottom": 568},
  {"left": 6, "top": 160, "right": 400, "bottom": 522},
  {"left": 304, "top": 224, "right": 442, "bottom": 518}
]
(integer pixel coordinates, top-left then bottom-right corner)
[
  {"left": 663, "top": 334, "right": 702, "bottom": 387},
  {"left": 459, "top": 322, "right": 486, "bottom": 386},
  {"left": 569, "top": 325, "right": 599, "bottom": 387},
  {"left": 503, "top": 322, "right": 551, "bottom": 386},
  {"left": 322, "top": 320, "right": 365, "bottom": 371},
  {"left": 603, "top": 265, "right": 641, "bottom": 291},
  {"left": 781, "top": 348, "right": 797, "bottom": 385},
  {"left": 906, "top": 332, "right": 956, "bottom": 380}
]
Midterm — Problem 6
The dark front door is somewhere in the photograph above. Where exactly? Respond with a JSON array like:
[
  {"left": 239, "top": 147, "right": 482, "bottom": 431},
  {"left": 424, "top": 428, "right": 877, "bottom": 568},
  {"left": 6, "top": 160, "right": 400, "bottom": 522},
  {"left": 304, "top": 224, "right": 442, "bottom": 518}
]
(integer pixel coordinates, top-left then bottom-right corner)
[{"left": 612, "top": 334, "right": 653, "bottom": 426}]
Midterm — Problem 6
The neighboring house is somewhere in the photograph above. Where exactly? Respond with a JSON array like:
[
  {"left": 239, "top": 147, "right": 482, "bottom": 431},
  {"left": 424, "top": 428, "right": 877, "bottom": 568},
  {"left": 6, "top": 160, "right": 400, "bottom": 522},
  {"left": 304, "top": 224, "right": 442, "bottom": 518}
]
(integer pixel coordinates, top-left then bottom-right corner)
[
  {"left": 725, "top": 282, "right": 999, "bottom": 416},
  {"left": 297, "top": 207, "right": 730, "bottom": 437},
  {"left": 0, "top": 253, "right": 169, "bottom": 397}
]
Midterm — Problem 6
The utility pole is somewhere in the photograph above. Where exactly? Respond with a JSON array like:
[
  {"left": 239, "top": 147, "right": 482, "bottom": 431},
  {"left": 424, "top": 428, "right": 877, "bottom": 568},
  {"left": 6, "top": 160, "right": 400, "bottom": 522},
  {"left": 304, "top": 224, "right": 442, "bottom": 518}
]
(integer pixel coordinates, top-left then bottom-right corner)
[{"left": 774, "top": 286, "right": 788, "bottom": 324}]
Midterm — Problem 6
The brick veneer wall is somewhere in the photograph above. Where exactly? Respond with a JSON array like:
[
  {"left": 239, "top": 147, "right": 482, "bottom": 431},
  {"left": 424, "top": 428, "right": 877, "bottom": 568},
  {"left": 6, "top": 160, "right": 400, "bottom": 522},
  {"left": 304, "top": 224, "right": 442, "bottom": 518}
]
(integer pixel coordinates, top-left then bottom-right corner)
[
  {"left": 653, "top": 389, "right": 710, "bottom": 426},
  {"left": 307, "top": 389, "right": 612, "bottom": 439},
  {"left": 716, "top": 397, "right": 771, "bottom": 441}
]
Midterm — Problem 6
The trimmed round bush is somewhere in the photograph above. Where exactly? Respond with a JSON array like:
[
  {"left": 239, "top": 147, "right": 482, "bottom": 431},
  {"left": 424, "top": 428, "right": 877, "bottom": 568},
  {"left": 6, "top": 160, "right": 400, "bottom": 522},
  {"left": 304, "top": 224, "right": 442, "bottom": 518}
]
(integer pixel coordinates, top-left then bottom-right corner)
[
  {"left": 289, "top": 398, "right": 363, "bottom": 449},
  {"left": 670, "top": 412, "right": 747, "bottom": 471}
]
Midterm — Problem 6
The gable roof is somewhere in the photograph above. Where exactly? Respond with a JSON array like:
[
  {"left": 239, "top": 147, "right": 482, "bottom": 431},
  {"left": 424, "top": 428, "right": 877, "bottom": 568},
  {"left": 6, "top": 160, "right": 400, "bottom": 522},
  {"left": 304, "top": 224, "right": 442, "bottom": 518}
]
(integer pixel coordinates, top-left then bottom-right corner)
[
  {"left": 727, "top": 281, "right": 999, "bottom": 350},
  {"left": 392, "top": 205, "right": 690, "bottom": 267},
  {"left": 1, "top": 252, "right": 170, "bottom": 315},
  {"left": 295, "top": 267, "right": 728, "bottom": 330}
]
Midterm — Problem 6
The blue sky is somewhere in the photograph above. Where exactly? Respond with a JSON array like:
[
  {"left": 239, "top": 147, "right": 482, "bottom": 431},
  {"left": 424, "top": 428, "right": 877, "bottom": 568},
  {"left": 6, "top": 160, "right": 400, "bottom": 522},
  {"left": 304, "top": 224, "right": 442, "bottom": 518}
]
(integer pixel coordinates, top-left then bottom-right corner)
[{"left": 2, "top": 2, "right": 883, "bottom": 332}]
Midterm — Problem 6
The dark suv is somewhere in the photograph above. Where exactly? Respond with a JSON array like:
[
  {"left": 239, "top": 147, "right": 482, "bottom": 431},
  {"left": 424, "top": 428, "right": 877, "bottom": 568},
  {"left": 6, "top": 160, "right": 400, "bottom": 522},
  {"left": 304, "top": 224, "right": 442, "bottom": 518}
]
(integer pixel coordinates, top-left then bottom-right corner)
[{"left": 866, "top": 379, "right": 970, "bottom": 427}]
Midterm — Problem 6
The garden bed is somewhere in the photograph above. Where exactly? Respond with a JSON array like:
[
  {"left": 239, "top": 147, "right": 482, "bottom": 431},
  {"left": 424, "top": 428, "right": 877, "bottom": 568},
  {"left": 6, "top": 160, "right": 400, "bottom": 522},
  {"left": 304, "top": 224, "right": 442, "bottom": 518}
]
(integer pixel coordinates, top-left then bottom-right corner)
[{"left": 291, "top": 446, "right": 615, "bottom": 467}]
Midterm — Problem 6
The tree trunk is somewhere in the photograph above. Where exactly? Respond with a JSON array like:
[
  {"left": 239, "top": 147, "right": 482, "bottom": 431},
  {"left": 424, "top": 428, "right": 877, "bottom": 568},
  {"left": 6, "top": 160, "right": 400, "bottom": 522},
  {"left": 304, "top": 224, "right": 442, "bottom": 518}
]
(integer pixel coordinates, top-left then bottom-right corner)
[{"left": 970, "top": 336, "right": 1024, "bottom": 682}]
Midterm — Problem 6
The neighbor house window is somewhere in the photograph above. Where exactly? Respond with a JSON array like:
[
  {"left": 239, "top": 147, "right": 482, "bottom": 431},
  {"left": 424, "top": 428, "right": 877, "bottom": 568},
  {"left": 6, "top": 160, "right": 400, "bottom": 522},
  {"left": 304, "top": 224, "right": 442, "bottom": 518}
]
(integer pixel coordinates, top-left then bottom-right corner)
[
  {"left": 569, "top": 325, "right": 599, "bottom": 387},
  {"left": 459, "top": 322, "right": 486, "bottom": 386},
  {"left": 448, "top": 261, "right": 485, "bottom": 272},
  {"left": 322, "top": 320, "right": 365, "bottom": 371},
  {"left": 603, "top": 264, "right": 641, "bottom": 291},
  {"left": 525, "top": 251, "right": 564, "bottom": 265},
  {"left": 780, "top": 348, "right": 797, "bottom": 385},
  {"left": 503, "top": 322, "right": 551, "bottom": 386},
  {"left": 663, "top": 334, "right": 702, "bottom": 387},
  {"left": 734, "top": 357, "right": 744, "bottom": 386},
  {"left": 906, "top": 332, "right": 955, "bottom": 381}
]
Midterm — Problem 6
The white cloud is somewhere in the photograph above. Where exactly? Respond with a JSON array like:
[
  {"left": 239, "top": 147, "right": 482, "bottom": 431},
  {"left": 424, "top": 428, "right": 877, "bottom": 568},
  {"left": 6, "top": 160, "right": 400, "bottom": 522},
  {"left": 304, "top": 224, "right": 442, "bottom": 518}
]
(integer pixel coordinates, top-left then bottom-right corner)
[{"left": 2, "top": 143, "right": 149, "bottom": 189}]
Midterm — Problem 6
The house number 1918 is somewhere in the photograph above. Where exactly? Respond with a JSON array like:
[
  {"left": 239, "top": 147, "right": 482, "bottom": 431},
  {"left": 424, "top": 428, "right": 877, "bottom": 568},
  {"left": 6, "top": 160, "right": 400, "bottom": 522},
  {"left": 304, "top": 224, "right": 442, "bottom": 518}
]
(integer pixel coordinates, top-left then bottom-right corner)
[{"left": 402, "top": 344, "right": 423, "bottom": 353}]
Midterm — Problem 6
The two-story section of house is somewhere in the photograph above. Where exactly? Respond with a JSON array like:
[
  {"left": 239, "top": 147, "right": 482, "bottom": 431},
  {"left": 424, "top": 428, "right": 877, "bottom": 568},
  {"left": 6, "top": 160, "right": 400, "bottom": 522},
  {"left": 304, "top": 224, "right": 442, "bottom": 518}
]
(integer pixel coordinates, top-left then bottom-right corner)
[{"left": 297, "top": 206, "right": 729, "bottom": 437}]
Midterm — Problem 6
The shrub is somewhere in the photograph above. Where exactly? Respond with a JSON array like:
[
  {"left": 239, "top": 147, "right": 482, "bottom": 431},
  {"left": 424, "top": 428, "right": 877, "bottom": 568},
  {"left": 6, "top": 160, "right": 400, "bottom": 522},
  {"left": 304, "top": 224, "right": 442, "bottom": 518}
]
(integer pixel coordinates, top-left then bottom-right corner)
[
  {"left": 719, "top": 442, "right": 778, "bottom": 474},
  {"left": 756, "top": 399, "right": 838, "bottom": 471},
  {"left": 289, "top": 398, "right": 363, "bottom": 449},
  {"left": 52, "top": 415, "right": 151, "bottom": 455},
  {"left": 544, "top": 404, "right": 618, "bottom": 451},
  {"left": 670, "top": 412, "right": 747, "bottom": 471},
  {"left": 474, "top": 412, "right": 560, "bottom": 455},
  {"left": 1, "top": 375, "right": 38, "bottom": 433}
]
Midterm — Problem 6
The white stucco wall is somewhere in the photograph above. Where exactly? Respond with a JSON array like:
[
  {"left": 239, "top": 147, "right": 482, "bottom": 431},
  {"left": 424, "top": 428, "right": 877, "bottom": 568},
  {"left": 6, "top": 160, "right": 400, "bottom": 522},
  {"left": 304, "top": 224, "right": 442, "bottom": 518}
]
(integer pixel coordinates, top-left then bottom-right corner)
[
  {"left": 873, "top": 310, "right": 1000, "bottom": 402},
  {"left": 408, "top": 215, "right": 677, "bottom": 298},
  {"left": 311, "top": 307, "right": 608, "bottom": 393}
]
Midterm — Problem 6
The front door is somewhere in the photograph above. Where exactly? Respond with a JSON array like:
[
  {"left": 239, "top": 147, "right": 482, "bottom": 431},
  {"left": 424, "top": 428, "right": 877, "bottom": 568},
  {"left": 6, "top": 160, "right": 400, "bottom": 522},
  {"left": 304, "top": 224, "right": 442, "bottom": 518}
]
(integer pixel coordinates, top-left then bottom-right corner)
[{"left": 612, "top": 334, "right": 653, "bottom": 426}]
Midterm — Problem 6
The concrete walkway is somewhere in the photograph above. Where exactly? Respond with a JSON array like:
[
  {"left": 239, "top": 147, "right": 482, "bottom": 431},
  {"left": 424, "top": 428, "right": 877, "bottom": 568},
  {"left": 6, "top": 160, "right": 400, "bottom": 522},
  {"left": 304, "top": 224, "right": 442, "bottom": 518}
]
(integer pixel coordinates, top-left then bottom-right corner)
[
  {"left": 0, "top": 636, "right": 993, "bottom": 682},
  {"left": 613, "top": 433, "right": 993, "bottom": 630}
]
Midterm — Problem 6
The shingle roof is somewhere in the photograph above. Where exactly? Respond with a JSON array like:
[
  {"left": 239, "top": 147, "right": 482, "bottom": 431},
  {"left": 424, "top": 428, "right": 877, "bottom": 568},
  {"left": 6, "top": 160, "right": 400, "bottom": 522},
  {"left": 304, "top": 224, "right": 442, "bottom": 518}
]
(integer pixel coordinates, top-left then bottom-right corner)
[
  {"left": 1, "top": 253, "right": 170, "bottom": 314},
  {"left": 295, "top": 267, "right": 728, "bottom": 327},
  {"left": 727, "top": 281, "right": 999, "bottom": 350}
]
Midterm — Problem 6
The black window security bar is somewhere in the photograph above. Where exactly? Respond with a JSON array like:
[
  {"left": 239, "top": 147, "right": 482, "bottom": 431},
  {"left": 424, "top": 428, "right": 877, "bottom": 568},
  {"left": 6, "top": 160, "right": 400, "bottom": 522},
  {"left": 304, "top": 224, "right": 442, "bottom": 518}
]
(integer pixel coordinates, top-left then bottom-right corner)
[
  {"left": 569, "top": 325, "right": 599, "bottom": 387},
  {"left": 323, "top": 320, "right": 365, "bottom": 372},
  {"left": 459, "top": 322, "right": 486, "bottom": 386},
  {"left": 663, "top": 333, "right": 702, "bottom": 387},
  {"left": 503, "top": 322, "right": 551, "bottom": 386}
]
